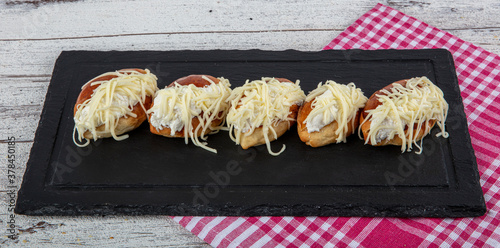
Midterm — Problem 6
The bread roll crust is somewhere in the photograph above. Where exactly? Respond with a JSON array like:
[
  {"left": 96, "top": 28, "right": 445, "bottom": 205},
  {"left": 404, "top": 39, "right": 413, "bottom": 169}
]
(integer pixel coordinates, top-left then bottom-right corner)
[
  {"left": 360, "top": 79, "right": 436, "bottom": 146},
  {"left": 74, "top": 69, "right": 153, "bottom": 140},
  {"left": 148, "top": 75, "right": 225, "bottom": 138}
]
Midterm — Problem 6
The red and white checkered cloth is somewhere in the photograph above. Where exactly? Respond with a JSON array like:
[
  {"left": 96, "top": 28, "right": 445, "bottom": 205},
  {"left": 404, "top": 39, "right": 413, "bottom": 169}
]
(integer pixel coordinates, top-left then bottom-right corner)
[{"left": 172, "top": 3, "right": 500, "bottom": 247}]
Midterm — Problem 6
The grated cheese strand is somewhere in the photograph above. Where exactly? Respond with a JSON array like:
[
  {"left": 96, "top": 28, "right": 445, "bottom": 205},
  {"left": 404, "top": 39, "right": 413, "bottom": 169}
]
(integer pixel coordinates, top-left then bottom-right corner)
[
  {"left": 147, "top": 77, "right": 232, "bottom": 153},
  {"left": 73, "top": 69, "right": 158, "bottom": 147},
  {"left": 360, "top": 76, "right": 449, "bottom": 154},
  {"left": 226, "top": 77, "right": 306, "bottom": 156},
  {"left": 304, "top": 80, "right": 367, "bottom": 142}
]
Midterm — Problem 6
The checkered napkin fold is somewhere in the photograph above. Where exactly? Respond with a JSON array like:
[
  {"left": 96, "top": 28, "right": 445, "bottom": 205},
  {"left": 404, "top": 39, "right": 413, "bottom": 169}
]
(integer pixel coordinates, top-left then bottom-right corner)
[{"left": 172, "top": 3, "right": 500, "bottom": 247}]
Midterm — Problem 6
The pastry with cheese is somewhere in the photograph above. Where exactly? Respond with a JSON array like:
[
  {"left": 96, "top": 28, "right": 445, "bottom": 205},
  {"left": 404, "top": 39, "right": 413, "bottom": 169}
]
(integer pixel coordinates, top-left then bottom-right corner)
[
  {"left": 73, "top": 69, "right": 158, "bottom": 147},
  {"left": 147, "top": 75, "right": 231, "bottom": 153},
  {"left": 297, "top": 81, "right": 367, "bottom": 147},
  {"left": 359, "top": 76, "right": 449, "bottom": 154},
  {"left": 226, "top": 77, "right": 306, "bottom": 155}
]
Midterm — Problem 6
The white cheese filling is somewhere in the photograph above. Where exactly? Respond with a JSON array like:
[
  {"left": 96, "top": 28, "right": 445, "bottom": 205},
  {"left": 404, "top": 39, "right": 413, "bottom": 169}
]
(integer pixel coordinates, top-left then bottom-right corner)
[
  {"left": 306, "top": 90, "right": 339, "bottom": 132},
  {"left": 149, "top": 86, "right": 202, "bottom": 135},
  {"left": 370, "top": 114, "right": 408, "bottom": 144},
  {"left": 303, "top": 81, "right": 367, "bottom": 143}
]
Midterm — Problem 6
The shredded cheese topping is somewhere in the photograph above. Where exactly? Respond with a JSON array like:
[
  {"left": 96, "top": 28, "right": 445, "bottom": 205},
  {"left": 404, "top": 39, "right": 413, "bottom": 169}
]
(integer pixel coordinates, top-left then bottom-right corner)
[
  {"left": 304, "top": 81, "right": 368, "bottom": 142},
  {"left": 226, "top": 77, "right": 306, "bottom": 156},
  {"left": 147, "top": 77, "right": 232, "bottom": 153},
  {"left": 73, "top": 69, "right": 158, "bottom": 147},
  {"left": 360, "top": 76, "right": 449, "bottom": 154}
]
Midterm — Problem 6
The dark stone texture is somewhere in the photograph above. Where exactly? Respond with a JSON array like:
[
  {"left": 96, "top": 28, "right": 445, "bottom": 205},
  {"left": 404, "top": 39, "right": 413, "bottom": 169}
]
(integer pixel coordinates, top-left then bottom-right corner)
[{"left": 15, "top": 49, "right": 486, "bottom": 217}]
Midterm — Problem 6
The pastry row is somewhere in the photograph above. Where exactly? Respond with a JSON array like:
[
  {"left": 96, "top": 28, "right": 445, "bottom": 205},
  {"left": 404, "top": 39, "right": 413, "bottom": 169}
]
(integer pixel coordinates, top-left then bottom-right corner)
[{"left": 73, "top": 69, "right": 449, "bottom": 155}]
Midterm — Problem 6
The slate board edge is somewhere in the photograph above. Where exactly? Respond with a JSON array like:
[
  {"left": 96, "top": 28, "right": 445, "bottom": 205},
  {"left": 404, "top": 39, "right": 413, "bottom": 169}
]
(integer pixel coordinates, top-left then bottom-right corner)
[{"left": 15, "top": 49, "right": 486, "bottom": 217}]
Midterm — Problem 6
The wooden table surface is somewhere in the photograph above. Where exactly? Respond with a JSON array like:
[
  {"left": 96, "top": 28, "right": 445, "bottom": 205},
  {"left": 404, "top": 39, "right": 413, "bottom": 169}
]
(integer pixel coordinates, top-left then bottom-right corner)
[{"left": 1, "top": 0, "right": 499, "bottom": 246}]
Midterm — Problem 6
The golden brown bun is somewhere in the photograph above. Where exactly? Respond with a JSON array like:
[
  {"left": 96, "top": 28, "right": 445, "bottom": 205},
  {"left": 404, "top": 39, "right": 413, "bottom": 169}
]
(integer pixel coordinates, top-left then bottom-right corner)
[
  {"left": 360, "top": 79, "right": 436, "bottom": 146},
  {"left": 74, "top": 69, "right": 152, "bottom": 140},
  {"left": 238, "top": 78, "right": 299, "bottom": 149},
  {"left": 297, "top": 99, "right": 360, "bottom": 147},
  {"left": 148, "top": 75, "right": 224, "bottom": 138}
]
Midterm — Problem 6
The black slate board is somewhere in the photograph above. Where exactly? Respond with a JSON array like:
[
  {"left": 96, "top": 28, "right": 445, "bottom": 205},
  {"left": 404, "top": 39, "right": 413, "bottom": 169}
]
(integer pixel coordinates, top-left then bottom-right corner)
[{"left": 16, "top": 49, "right": 486, "bottom": 217}]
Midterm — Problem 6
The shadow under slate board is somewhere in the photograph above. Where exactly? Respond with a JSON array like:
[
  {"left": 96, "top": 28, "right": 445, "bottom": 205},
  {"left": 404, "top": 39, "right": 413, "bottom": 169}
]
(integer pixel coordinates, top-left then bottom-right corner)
[{"left": 15, "top": 49, "right": 486, "bottom": 217}]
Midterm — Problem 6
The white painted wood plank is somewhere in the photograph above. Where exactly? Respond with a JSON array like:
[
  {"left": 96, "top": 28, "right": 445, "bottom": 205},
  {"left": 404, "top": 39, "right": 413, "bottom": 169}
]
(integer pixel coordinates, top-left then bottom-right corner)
[
  {"left": 2, "top": 0, "right": 500, "bottom": 40},
  {"left": 0, "top": 30, "right": 339, "bottom": 76},
  {"left": 387, "top": 0, "right": 500, "bottom": 29},
  {"left": 0, "top": 0, "right": 370, "bottom": 39},
  {"left": 0, "top": 78, "right": 48, "bottom": 106}
]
